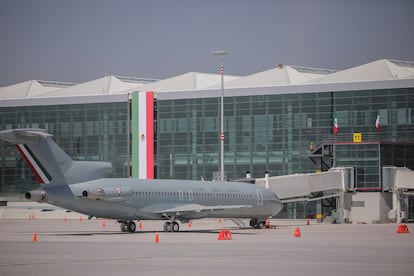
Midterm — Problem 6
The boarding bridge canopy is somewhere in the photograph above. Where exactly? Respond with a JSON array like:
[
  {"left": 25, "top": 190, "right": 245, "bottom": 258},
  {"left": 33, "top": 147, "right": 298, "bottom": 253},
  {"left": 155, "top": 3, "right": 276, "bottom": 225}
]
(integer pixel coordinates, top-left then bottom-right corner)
[{"left": 383, "top": 166, "right": 414, "bottom": 192}]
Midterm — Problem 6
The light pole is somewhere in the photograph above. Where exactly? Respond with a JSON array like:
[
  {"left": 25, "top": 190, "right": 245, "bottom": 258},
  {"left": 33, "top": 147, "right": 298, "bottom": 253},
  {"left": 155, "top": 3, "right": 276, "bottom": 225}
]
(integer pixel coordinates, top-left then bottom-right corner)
[{"left": 212, "top": 50, "right": 230, "bottom": 181}]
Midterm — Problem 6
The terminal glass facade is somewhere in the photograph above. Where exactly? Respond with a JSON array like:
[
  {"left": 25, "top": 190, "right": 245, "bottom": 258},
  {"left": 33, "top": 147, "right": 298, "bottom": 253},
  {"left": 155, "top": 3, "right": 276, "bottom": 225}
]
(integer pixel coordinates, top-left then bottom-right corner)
[
  {"left": 0, "top": 102, "right": 129, "bottom": 196},
  {"left": 1, "top": 87, "right": 413, "bottom": 201},
  {"left": 155, "top": 88, "right": 414, "bottom": 189}
]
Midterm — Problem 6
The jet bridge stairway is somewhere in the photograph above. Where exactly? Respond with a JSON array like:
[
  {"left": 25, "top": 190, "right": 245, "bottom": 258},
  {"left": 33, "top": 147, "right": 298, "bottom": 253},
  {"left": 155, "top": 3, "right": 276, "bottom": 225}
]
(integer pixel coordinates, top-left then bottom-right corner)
[{"left": 308, "top": 141, "right": 334, "bottom": 172}]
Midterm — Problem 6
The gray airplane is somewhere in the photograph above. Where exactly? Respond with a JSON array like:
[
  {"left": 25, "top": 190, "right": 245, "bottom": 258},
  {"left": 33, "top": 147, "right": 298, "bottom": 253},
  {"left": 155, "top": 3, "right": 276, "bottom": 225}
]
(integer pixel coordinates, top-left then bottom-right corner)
[{"left": 0, "top": 129, "right": 283, "bottom": 233}]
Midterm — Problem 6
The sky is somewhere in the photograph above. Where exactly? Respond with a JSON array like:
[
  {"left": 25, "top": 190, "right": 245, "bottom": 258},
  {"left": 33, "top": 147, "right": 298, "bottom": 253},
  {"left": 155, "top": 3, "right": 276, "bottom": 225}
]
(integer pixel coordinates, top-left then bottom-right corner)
[{"left": 1, "top": 0, "right": 414, "bottom": 87}]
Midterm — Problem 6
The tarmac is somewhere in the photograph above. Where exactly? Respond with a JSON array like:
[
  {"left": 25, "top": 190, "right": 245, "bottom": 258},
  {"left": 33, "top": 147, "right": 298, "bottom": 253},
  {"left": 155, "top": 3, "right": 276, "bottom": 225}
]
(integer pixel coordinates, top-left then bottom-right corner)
[{"left": 0, "top": 218, "right": 413, "bottom": 276}]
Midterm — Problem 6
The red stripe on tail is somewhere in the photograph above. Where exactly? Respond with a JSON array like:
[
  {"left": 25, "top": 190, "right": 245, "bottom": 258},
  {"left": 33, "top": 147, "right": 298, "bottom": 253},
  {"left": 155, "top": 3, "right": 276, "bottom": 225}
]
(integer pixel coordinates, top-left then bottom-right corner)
[{"left": 16, "top": 145, "right": 46, "bottom": 184}]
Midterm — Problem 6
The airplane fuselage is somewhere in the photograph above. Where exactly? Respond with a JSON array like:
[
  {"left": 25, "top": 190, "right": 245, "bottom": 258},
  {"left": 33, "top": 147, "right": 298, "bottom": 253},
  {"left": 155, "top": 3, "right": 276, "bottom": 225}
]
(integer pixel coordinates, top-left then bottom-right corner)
[
  {"left": 0, "top": 128, "right": 283, "bottom": 232},
  {"left": 45, "top": 178, "right": 282, "bottom": 222}
]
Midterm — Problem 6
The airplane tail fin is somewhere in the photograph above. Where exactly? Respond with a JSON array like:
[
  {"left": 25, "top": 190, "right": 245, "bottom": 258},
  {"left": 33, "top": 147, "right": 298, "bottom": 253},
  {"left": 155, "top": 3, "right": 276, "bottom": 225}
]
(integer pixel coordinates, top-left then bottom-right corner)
[{"left": 0, "top": 129, "right": 112, "bottom": 187}]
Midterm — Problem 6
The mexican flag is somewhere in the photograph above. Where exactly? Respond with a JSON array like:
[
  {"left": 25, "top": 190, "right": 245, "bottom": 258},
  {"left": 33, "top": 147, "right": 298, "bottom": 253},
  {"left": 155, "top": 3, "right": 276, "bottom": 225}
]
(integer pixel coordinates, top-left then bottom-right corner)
[
  {"left": 333, "top": 113, "right": 338, "bottom": 135},
  {"left": 375, "top": 113, "right": 381, "bottom": 132}
]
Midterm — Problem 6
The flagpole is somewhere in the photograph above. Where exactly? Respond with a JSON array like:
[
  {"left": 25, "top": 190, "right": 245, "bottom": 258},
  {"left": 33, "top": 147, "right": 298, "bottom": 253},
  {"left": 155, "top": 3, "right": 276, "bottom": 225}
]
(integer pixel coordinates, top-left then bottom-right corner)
[
  {"left": 212, "top": 50, "right": 230, "bottom": 181},
  {"left": 376, "top": 113, "right": 381, "bottom": 190},
  {"left": 333, "top": 112, "right": 337, "bottom": 167}
]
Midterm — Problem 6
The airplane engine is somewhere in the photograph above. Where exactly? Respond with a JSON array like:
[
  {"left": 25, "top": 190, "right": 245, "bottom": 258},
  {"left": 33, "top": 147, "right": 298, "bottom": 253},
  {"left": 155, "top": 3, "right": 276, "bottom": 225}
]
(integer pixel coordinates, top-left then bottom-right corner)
[
  {"left": 25, "top": 189, "right": 48, "bottom": 203},
  {"left": 82, "top": 187, "right": 131, "bottom": 201},
  {"left": 82, "top": 188, "right": 105, "bottom": 200}
]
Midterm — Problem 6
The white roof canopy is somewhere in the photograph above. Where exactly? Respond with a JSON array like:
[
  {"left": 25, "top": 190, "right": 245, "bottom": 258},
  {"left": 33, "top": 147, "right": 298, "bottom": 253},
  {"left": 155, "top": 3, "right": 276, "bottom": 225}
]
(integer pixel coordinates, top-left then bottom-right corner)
[{"left": 1, "top": 59, "right": 413, "bottom": 100}]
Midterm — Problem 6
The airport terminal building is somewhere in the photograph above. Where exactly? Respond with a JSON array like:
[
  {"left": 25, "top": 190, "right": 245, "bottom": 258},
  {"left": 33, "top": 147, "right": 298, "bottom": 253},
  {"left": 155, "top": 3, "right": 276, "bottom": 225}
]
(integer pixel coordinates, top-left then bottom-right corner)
[{"left": 1, "top": 59, "right": 414, "bottom": 222}]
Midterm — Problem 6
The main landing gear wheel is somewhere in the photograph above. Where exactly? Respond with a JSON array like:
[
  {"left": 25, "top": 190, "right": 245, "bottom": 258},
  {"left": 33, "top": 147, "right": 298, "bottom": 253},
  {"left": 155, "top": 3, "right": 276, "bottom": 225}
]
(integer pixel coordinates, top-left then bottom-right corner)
[
  {"left": 127, "top": 221, "right": 136, "bottom": 233},
  {"left": 120, "top": 222, "right": 127, "bottom": 232},
  {"left": 120, "top": 221, "right": 136, "bottom": 233},
  {"left": 163, "top": 221, "right": 180, "bottom": 232}
]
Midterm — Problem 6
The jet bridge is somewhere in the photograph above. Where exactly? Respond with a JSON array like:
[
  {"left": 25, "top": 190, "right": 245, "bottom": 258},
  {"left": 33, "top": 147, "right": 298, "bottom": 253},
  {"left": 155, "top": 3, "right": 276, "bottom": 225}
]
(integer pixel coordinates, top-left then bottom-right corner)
[
  {"left": 383, "top": 166, "right": 414, "bottom": 223},
  {"left": 254, "top": 166, "right": 414, "bottom": 224},
  {"left": 256, "top": 167, "right": 354, "bottom": 223}
]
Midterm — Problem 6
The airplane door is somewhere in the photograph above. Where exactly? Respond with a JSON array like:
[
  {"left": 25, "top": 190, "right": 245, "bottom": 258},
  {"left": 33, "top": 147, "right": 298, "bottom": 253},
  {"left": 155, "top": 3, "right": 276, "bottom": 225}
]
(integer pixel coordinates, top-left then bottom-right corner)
[{"left": 256, "top": 189, "right": 263, "bottom": 206}]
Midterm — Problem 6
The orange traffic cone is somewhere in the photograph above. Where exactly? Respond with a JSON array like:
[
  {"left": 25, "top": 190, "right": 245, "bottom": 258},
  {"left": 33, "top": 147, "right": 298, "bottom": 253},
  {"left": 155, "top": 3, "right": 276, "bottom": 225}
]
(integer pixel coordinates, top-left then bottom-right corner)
[
  {"left": 139, "top": 221, "right": 143, "bottom": 230},
  {"left": 155, "top": 231, "right": 159, "bottom": 243},
  {"left": 294, "top": 227, "right": 301, "bottom": 237},
  {"left": 32, "top": 231, "right": 38, "bottom": 242},
  {"left": 79, "top": 216, "right": 83, "bottom": 222},
  {"left": 102, "top": 220, "right": 106, "bottom": 227},
  {"left": 397, "top": 224, "right": 410, "bottom": 234},
  {"left": 188, "top": 221, "right": 192, "bottom": 228},
  {"left": 218, "top": 230, "right": 232, "bottom": 240}
]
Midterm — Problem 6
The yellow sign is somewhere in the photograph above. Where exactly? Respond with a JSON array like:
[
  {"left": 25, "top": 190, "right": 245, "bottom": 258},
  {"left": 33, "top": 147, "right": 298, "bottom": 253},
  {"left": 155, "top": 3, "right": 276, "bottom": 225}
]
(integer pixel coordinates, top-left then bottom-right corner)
[{"left": 353, "top": 133, "right": 362, "bottom": 143}]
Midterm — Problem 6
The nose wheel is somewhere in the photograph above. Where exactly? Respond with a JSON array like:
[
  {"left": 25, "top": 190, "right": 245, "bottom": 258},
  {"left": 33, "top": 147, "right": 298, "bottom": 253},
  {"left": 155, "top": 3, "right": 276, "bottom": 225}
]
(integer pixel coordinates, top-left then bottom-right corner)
[
  {"left": 250, "top": 219, "right": 265, "bottom": 229},
  {"left": 163, "top": 221, "right": 180, "bottom": 232}
]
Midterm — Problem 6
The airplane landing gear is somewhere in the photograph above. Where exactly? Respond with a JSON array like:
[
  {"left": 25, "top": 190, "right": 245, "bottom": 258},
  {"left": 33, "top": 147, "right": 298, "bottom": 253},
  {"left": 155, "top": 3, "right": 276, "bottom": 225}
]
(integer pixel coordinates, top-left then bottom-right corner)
[
  {"left": 163, "top": 221, "right": 180, "bottom": 232},
  {"left": 120, "top": 220, "right": 136, "bottom": 233},
  {"left": 249, "top": 219, "right": 265, "bottom": 229}
]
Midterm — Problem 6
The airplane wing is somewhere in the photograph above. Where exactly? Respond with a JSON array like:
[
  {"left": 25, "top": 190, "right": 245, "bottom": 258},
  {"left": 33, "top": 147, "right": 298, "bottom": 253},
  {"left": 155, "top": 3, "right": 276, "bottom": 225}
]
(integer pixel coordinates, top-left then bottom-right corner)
[{"left": 142, "top": 203, "right": 252, "bottom": 214}]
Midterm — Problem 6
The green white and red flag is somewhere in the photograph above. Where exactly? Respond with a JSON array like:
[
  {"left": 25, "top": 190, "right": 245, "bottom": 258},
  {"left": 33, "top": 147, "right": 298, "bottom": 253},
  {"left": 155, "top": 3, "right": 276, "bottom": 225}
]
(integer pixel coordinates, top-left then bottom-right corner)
[
  {"left": 375, "top": 113, "right": 381, "bottom": 132},
  {"left": 333, "top": 113, "right": 338, "bottom": 135}
]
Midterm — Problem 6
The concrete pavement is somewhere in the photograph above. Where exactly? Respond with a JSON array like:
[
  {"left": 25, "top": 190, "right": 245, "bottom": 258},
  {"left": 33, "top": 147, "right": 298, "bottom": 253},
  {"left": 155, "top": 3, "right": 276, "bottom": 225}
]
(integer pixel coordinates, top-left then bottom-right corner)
[{"left": 0, "top": 219, "right": 412, "bottom": 276}]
